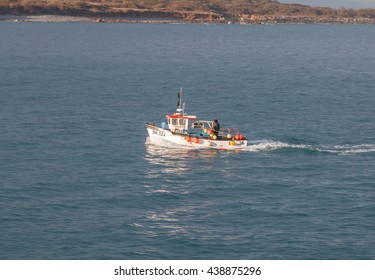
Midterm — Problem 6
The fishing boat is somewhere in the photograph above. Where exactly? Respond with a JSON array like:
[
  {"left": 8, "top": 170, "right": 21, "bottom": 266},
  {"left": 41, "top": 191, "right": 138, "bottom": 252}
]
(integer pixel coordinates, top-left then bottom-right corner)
[{"left": 146, "top": 88, "right": 248, "bottom": 150}]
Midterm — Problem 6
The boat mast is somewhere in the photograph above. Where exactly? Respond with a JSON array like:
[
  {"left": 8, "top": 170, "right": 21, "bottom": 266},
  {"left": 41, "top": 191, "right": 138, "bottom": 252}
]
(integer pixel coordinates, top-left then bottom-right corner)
[{"left": 177, "top": 86, "right": 184, "bottom": 115}]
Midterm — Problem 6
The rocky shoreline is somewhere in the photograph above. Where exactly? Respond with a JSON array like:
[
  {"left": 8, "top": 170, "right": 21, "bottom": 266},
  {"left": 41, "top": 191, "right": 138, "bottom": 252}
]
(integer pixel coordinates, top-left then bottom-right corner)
[
  {"left": 0, "top": 14, "right": 94, "bottom": 22},
  {"left": 1, "top": 14, "right": 375, "bottom": 25},
  {"left": 2, "top": 0, "right": 375, "bottom": 25}
]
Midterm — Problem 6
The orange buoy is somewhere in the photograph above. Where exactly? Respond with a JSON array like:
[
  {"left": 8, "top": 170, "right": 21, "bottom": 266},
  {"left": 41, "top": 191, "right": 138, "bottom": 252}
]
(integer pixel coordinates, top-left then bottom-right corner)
[
  {"left": 186, "top": 137, "right": 191, "bottom": 142},
  {"left": 194, "top": 138, "right": 199, "bottom": 144}
]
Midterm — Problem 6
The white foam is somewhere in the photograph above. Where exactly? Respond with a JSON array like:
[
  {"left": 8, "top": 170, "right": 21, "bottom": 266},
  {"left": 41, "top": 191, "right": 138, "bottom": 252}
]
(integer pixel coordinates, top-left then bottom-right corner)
[
  {"left": 245, "top": 140, "right": 375, "bottom": 155},
  {"left": 317, "top": 144, "right": 375, "bottom": 155},
  {"left": 146, "top": 137, "right": 375, "bottom": 156},
  {"left": 245, "top": 140, "right": 311, "bottom": 152}
]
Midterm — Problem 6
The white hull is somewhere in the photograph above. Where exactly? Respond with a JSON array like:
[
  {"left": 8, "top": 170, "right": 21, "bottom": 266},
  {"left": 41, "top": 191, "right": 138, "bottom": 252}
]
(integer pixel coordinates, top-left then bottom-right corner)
[{"left": 146, "top": 125, "right": 247, "bottom": 150}]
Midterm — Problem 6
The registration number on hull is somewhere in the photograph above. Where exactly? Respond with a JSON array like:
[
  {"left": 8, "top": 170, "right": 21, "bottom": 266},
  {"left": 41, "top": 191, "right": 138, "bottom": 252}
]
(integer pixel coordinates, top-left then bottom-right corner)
[{"left": 152, "top": 130, "right": 166, "bottom": 137}]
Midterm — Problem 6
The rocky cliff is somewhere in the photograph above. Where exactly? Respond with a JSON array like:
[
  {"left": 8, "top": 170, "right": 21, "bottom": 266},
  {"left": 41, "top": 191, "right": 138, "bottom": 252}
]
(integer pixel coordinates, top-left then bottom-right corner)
[{"left": 1, "top": 0, "right": 375, "bottom": 24}]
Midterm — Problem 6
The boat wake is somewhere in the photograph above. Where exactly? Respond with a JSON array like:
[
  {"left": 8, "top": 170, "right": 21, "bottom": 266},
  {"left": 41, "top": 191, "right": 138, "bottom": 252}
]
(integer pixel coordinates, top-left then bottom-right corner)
[
  {"left": 245, "top": 140, "right": 375, "bottom": 156},
  {"left": 146, "top": 137, "right": 375, "bottom": 156}
]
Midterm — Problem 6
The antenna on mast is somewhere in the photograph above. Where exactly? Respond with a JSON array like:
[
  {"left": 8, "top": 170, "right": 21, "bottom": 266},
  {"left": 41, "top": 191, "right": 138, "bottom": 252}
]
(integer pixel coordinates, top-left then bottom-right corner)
[{"left": 177, "top": 86, "right": 183, "bottom": 115}]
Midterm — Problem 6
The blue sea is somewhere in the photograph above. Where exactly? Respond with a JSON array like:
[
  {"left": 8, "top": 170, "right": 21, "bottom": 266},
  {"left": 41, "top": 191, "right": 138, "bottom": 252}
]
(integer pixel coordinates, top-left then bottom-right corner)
[{"left": 0, "top": 23, "right": 374, "bottom": 260}]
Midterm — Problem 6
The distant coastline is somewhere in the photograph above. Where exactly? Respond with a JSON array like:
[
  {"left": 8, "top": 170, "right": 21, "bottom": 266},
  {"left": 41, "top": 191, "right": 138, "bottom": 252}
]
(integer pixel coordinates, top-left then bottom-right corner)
[
  {"left": 1, "top": 14, "right": 375, "bottom": 25},
  {"left": 1, "top": 0, "right": 375, "bottom": 24}
]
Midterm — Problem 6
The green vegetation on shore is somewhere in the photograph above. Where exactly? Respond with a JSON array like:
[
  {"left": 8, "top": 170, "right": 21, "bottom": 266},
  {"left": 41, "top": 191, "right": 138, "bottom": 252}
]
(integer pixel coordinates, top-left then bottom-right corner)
[{"left": 2, "top": 0, "right": 375, "bottom": 23}]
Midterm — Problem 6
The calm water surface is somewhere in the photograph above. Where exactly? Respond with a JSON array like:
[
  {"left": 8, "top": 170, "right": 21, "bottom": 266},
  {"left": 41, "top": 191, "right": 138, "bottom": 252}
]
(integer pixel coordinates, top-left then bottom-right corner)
[{"left": 0, "top": 23, "right": 374, "bottom": 259}]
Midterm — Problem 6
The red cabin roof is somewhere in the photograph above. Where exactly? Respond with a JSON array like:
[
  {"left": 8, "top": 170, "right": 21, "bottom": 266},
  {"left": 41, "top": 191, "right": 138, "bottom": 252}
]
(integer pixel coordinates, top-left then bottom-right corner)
[{"left": 166, "top": 114, "right": 196, "bottom": 120}]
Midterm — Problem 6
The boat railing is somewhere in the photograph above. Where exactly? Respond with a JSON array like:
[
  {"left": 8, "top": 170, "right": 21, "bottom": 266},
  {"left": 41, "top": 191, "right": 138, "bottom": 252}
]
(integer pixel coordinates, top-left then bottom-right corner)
[{"left": 220, "top": 128, "right": 239, "bottom": 137}]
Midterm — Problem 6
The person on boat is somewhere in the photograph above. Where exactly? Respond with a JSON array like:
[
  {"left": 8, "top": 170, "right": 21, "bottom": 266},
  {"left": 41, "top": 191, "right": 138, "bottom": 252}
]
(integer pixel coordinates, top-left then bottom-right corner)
[{"left": 212, "top": 119, "right": 220, "bottom": 136}]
